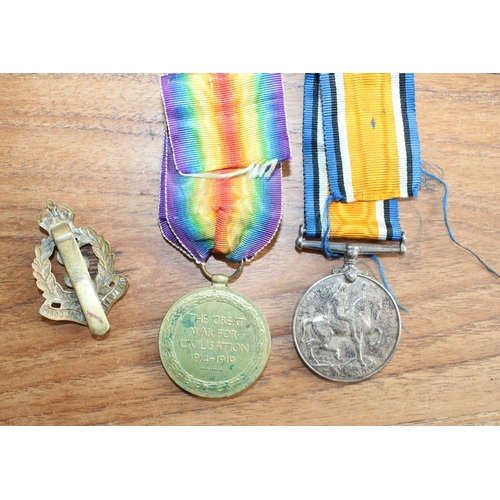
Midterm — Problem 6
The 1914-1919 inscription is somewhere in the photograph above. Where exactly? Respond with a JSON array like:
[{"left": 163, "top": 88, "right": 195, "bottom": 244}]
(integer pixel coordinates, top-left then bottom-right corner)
[{"left": 159, "top": 286, "right": 270, "bottom": 398}]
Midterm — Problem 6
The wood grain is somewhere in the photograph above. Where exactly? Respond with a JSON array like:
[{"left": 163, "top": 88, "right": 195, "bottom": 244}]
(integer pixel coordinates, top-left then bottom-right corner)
[{"left": 1, "top": 73, "right": 499, "bottom": 426}]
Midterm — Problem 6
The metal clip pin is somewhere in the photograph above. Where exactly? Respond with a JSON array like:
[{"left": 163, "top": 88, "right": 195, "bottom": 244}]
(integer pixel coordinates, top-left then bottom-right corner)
[
  {"left": 32, "top": 201, "right": 129, "bottom": 337},
  {"left": 49, "top": 218, "right": 109, "bottom": 336},
  {"left": 295, "top": 224, "right": 406, "bottom": 256}
]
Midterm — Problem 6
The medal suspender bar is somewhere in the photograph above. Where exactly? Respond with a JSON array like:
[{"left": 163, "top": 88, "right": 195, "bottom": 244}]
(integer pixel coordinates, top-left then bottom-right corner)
[{"left": 293, "top": 73, "right": 421, "bottom": 382}]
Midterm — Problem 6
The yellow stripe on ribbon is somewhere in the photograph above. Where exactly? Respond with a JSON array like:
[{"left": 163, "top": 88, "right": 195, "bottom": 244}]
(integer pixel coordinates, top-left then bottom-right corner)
[
  {"left": 341, "top": 73, "right": 403, "bottom": 202},
  {"left": 328, "top": 200, "right": 382, "bottom": 240}
]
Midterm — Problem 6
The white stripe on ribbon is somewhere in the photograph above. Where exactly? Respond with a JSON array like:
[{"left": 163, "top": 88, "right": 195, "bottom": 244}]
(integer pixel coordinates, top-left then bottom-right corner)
[
  {"left": 334, "top": 73, "right": 354, "bottom": 202},
  {"left": 375, "top": 200, "right": 387, "bottom": 240}
]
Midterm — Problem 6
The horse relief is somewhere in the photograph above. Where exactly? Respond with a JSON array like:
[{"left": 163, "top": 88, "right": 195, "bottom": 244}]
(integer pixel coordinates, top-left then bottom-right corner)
[{"left": 300, "top": 279, "right": 386, "bottom": 374}]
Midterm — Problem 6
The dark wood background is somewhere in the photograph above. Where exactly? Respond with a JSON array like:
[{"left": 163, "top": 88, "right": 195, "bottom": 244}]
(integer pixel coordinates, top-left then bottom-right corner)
[{"left": 1, "top": 73, "right": 499, "bottom": 425}]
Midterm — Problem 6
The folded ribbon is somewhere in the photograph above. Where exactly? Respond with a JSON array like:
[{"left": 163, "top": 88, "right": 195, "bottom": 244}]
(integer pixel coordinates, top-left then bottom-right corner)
[
  {"left": 159, "top": 73, "right": 291, "bottom": 263},
  {"left": 303, "top": 73, "right": 421, "bottom": 241}
]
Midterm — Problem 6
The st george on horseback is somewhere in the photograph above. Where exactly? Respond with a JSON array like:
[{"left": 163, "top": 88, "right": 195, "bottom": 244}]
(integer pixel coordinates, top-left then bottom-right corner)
[{"left": 301, "top": 281, "right": 382, "bottom": 368}]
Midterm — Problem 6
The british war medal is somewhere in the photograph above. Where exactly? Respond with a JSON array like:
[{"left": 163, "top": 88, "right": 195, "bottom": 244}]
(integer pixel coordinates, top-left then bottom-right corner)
[{"left": 294, "top": 74, "right": 421, "bottom": 382}]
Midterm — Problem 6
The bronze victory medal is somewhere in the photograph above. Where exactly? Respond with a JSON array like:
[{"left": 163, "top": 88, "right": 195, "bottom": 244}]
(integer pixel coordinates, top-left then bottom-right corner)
[
  {"left": 293, "top": 269, "right": 401, "bottom": 383},
  {"left": 159, "top": 283, "right": 271, "bottom": 398}
]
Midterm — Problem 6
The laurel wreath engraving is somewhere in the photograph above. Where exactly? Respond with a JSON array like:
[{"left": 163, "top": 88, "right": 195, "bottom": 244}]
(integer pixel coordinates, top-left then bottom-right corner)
[
  {"left": 32, "top": 227, "right": 120, "bottom": 316},
  {"left": 159, "top": 287, "right": 270, "bottom": 397}
]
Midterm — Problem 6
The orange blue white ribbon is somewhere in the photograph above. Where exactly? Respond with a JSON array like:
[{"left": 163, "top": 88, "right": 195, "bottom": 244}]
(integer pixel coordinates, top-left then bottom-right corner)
[
  {"left": 159, "top": 73, "right": 291, "bottom": 264},
  {"left": 303, "top": 73, "right": 421, "bottom": 242}
]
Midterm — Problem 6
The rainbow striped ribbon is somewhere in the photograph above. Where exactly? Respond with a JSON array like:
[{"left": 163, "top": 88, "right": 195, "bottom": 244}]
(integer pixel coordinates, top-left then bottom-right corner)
[
  {"left": 159, "top": 73, "right": 291, "bottom": 263},
  {"left": 303, "top": 73, "right": 421, "bottom": 241}
]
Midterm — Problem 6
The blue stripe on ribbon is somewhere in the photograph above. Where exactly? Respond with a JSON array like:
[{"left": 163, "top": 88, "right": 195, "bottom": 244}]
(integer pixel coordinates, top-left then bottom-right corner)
[
  {"left": 404, "top": 73, "right": 422, "bottom": 197},
  {"left": 303, "top": 73, "right": 320, "bottom": 238},
  {"left": 319, "top": 73, "right": 343, "bottom": 201},
  {"left": 386, "top": 198, "right": 402, "bottom": 240}
]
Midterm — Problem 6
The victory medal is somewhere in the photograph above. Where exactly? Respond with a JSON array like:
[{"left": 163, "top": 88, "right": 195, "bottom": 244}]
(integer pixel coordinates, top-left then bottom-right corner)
[
  {"left": 158, "top": 73, "right": 290, "bottom": 397},
  {"left": 159, "top": 265, "right": 271, "bottom": 398}
]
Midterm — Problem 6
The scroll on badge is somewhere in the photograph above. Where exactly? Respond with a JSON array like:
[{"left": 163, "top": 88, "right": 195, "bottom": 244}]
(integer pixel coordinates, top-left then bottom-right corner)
[{"left": 32, "top": 200, "right": 129, "bottom": 337}]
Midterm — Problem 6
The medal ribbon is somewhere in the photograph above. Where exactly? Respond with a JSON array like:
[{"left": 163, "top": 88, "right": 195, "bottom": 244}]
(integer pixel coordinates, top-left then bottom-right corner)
[
  {"left": 159, "top": 73, "right": 291, "bottom": 263},
  {"left": 303, "top": 73, "right": 421, "bottom": 241}
]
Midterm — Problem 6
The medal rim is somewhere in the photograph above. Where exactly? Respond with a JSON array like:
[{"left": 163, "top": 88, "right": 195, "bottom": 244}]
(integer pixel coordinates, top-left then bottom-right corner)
[
  {"left": 292, "top": 271, "right": 401, "bottom": 383},
  {"left": 159, "top": 285, "right": 271, "bottom": 398}
]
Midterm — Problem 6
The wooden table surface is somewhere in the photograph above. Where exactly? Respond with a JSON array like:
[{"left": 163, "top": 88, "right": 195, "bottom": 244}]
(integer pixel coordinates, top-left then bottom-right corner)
[{"left": 1, "top": 73, "right": 499, "bottom": 426}]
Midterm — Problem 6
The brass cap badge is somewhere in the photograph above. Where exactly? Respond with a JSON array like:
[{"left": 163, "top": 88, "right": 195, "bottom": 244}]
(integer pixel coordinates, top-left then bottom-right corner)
[{"left": 32, "top": 200, "right": 128, "bottom": 337}]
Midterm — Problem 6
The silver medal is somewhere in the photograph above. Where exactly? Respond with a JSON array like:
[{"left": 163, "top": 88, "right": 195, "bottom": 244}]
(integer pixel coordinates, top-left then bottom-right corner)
[{"left": 293, "top": 238, "right": 402, "bottom": 382}]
